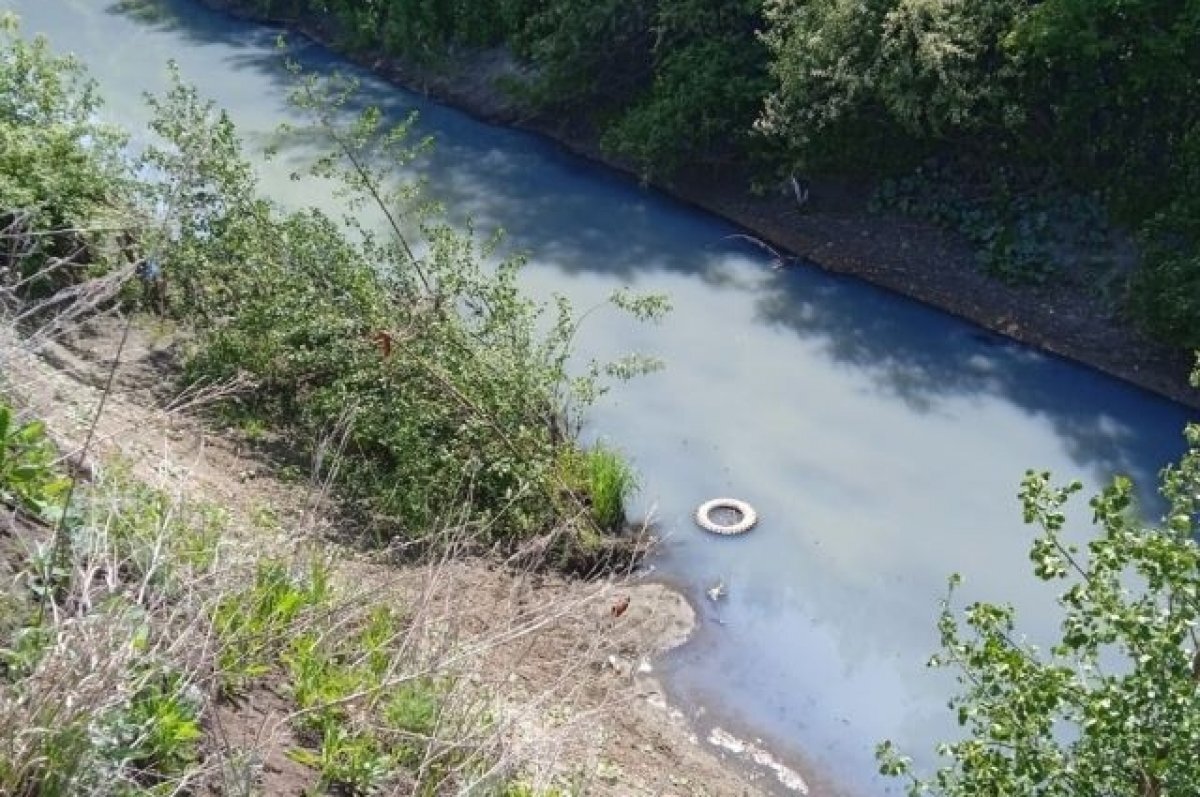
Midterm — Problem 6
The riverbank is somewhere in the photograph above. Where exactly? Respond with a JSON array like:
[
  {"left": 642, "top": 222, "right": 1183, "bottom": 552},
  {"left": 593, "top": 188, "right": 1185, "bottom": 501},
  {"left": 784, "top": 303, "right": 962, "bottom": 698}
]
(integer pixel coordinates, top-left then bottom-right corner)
[
  {"left": 195, "top": 0, "right": 1200, "bottom": 411},
  {"left": 4, "top": 314, "right": 805, "bottom": 796}
]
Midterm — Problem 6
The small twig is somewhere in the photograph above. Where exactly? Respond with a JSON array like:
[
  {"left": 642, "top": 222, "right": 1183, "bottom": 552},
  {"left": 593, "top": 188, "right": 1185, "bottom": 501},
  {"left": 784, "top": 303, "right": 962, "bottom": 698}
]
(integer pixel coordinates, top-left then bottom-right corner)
[{"left": 722, "top": 233, "right": 800, "bottom": 270}]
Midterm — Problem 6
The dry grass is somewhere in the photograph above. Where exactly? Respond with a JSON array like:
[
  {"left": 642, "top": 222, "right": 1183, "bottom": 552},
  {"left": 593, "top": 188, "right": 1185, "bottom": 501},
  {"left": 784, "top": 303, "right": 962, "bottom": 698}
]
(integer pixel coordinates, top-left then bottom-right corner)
[
  {"left": 0, "top": 263, "right": 655, "bottom": 797},
  {"left": 0, "top": 206, "right": 759, "bottom": 797},
  {"left": 0, "top": 227, "right": 611, "bottom": 794},
  {"left": 0, "top": 421, "right": 617, "bottom": 794}
]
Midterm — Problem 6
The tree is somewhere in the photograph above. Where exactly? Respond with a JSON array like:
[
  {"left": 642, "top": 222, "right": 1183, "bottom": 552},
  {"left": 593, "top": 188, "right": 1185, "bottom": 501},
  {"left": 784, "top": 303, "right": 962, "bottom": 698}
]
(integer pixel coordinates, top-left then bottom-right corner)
[
  {"left": 138, "top": 60, "right": 666, "bottom": 547},
  {"left": 757, "top": 0, "right": 1026, "bottom": 172},
  {"left": 595, "top": 0, "right": 769, "bottom": 177},
  {"left": 0, "top": 14, "right": 127, "bottom": 293},
  {"left": 879, "top": 366, "right": 1200, "bottom": 796}
]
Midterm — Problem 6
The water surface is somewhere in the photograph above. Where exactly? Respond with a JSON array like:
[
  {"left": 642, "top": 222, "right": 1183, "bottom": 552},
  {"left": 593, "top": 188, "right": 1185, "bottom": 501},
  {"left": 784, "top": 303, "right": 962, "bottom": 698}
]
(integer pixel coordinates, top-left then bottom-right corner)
[{"left": 11, "top": 1, "right": 1196, "bottom": 792}]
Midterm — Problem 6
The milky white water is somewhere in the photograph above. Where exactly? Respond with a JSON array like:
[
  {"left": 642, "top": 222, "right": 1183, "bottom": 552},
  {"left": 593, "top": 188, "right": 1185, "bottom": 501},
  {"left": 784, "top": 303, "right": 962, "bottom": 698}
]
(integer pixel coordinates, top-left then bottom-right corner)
[{"left": 10, "top": 2, "right": 1195, "bottom": 792}]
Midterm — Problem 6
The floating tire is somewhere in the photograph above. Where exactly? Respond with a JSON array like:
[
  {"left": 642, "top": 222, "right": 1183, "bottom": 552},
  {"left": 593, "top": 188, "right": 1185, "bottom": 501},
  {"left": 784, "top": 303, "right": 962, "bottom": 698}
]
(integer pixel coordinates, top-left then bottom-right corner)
[{"left": 695, "top": 498, "right": 758, "bottom": 535}]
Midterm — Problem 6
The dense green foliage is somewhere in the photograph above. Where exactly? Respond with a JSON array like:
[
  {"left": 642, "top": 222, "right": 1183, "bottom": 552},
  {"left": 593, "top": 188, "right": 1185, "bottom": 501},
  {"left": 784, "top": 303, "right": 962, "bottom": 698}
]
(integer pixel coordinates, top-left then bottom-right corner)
[
  {"left": 227, "top": 0, "right": 768, "bottom": 177},
  {"left": 880, "top": 371, "right": 1200, "bottom": 795},
  {"left": 134, "top": 64, "right": 660, "bottom": 549},
  {"left": 238, "top": 0, "right": 536, "bottom": 54},
  {"left": 1129, "top": 131, "right": 1200, "bottom": 348},
  {"left": 219, "top": 0, "right": 1200, "bottom": 348},
  {"left": 3, "top": 12, "right": 656, "bottom": 557},
  {"left": 870, "top": 161, "right": 1117, "bottom": 287},
  {"left": 519, "top": 0, "right": 769, "bottom": 175},
  {"left": 761, "top": 0, "right": 1200, "bottom": 343},
  {"left": 0, "top": 15, "right": 126, "bottom": 293},
  {"left": 760, "top": 0, "right": 1200, "bottom": 192}
]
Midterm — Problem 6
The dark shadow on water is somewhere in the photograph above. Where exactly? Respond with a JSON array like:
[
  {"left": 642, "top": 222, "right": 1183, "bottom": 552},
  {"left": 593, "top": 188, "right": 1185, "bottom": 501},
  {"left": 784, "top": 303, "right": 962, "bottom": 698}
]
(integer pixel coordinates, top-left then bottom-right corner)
[
  {"left": 752, "top": 264, "right": 1193, "bottom": 498},
  {"left": 106, "top": 0, "right": 1198, "bottom": 503},
  {"left": 105, "top": 0, "right": 277, "bottom": 50}
]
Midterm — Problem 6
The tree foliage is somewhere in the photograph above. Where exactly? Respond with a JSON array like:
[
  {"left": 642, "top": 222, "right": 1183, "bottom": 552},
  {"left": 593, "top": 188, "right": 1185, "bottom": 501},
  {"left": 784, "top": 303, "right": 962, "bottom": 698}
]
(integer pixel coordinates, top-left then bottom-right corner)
[
  {"left": 759, "top": 0, "right": 1200, "bottom": 343},
  {"left": 210, "top": 0, "right": 1200, "bottom": 347},
  {"left": 0, "top": 14, "right": 127, "bottom": 292},
  {"left": 1128, "top": 126, "right": 1200, "bottom": 351},
  {"left": 136, "top": 62, "right": 665, "bottom": 549},
  {"left": 220, "top": 0, "right": 769, "bottom": 178},
  {"left": 238, "top": 0, "right": 539, "bottom": 54},
  {"left": 1, "top": 18, "right": 661, "bottom": 558},
  {"left": 881, "top": 377, "right": 1200, "bottom": 795},
  {"left": 759, "top": 0, "right": 1200, "bottom": 185},
  {"left": 597, "top": 0, "right": 769, "bottom": 176},
  {"left": 758, "top": 0, "right": 1026, "bottom": 163},
  {"left": 1008, "top": 0, "right": 1200, "bottom": 209}
]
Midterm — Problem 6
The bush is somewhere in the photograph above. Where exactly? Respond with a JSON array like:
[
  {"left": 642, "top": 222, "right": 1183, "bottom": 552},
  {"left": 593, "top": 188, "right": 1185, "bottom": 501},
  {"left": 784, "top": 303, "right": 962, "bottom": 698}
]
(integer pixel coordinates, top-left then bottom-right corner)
[
  {"left": 1006, "top": 0, "right": 1200, "bottom": 214},
  {"left": 761, "top": 0, "right": 1200, "bottom": 343},
  {"left": 137, "top": 65, "right": 663, "bottom": 550},
  {"left": 0, "top": 16, "right": 127, "bottom": 295},
  {"left": 602, "top": 27, "right": 769, "bottom": 177},
  {"left": 1128, "top": 124, "right": 1200, "bottom": 349},
  {"left": 0, "top": 403, "right": 70, "bottom": 520},
  {"left": 880, "top": 415, "right": 1200, "bottom": 795},
  {"left": 871, "top": 158, "right": 1115, "bottom": 286},
  {"left": 1130, "top": 211, "right": 1200, "bottom": 350}
]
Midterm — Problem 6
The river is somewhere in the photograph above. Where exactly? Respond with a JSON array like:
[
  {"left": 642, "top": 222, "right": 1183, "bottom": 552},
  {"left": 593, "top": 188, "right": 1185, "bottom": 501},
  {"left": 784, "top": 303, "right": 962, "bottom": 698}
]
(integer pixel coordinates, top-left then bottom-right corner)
[{"left": 9, "top": 1, "right": 1197, "bottom": 793}]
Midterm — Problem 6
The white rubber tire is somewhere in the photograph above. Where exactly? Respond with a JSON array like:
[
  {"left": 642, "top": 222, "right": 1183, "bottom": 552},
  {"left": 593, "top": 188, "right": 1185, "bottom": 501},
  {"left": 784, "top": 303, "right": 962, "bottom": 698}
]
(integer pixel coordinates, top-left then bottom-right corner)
[{"left": 695, "top": 498, "right": 758, "bottom": 535}]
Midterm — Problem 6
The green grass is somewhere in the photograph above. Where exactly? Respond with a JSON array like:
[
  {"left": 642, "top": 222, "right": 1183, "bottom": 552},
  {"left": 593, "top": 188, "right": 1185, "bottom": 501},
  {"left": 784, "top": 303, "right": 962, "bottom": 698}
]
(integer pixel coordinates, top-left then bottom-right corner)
[
  {"left": 213, "top": 559, "right": 330, "bottom": 695},
  {"left": 554, "top": 443, "right": 638, "bottom": 532},
  {"left": 584, "top": 445, "right": 637, "bottom": 530},
  {"left": 0, "top": 426, "right": 219, "bottom": 795}
]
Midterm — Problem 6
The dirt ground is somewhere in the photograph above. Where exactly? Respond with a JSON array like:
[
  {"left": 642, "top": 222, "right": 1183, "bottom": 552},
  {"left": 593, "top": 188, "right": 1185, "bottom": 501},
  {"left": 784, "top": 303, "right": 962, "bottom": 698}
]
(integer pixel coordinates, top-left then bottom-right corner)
[{"left": 1, "top": 316, "right": 802, "bottom": 795}]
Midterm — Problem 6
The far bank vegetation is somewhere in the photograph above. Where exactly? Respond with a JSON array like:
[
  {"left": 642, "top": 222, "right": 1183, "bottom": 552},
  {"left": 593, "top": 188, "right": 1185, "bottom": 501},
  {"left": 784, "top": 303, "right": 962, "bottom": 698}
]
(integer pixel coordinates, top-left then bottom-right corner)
[{"left": 223, "top": 0, "right": 1200, "bottom": 350}]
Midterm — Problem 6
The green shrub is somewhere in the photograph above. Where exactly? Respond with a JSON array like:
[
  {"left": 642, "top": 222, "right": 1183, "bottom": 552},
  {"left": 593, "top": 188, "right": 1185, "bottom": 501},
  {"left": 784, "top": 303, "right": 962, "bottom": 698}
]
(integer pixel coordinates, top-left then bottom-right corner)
[
  {"left": 0, "top": 16, "right": 127, "bottom": 295},
  {"left": 760, "top": 0, "right": 1200, "bottom": 344},
  {"left": 0, "top": 402, "right": 70, "bottom": 520},
  {"left": 138, "top": 65, "right": 662, "bottom": 551},
  {"left": 1128, "top": 124, "right": 1200, "bottom": 349},
  {"left": 1130, "top": 209, "right": 1200, "bottom": 350},
  {"left": 601, "top": 27, "right": 769, "bottom": 178},
  {"left": 1006, "top": 0, "right": 1200, "bottom": 214},
  {"left": 871, "top": 159, "right": 1116, "bottom": 287},
  {"left": 879, "top": 417, "right": 1200, "bottom": 796}
]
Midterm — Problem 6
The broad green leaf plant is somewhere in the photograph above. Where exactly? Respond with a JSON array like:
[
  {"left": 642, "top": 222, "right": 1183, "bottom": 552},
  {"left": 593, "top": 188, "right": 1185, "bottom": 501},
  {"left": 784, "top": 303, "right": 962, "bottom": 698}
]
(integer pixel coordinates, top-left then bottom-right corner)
[
  {"left": 0, "top": 402, "right": 69, "bottom": 520},
  {"left": 880, "top": 368, "right": 1200, "bottom": 796}
]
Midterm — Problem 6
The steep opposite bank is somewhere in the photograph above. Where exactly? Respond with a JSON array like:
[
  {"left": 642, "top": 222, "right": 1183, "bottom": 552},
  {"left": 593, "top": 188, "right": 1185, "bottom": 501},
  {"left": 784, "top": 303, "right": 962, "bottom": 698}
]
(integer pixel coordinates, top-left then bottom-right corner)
[{"left": 197, "top": 0, "right": 1200, "bottom": 411}]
